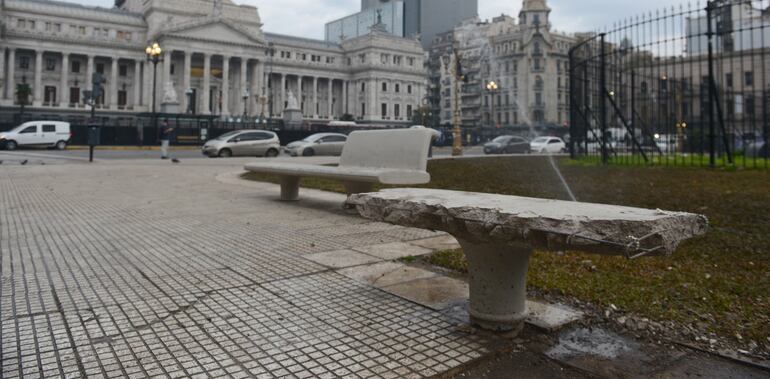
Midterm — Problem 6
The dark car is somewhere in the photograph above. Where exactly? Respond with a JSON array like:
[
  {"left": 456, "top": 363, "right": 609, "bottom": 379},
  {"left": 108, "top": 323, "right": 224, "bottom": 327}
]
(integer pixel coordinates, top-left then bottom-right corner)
[{"left": 484, "top": 135, "right": 530, "bottom": 155}]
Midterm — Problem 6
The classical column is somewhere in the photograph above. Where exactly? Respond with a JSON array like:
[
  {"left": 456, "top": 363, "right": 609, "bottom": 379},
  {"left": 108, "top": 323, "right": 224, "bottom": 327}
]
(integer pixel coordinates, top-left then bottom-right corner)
[
  {"left": 221, "top": 55, "right": 230, "bottom": 117},
  {"left": 343, "top": 80, "right": 348, "bottom": 116},
  {"left": 110, "top": 57, "right": 119, "bottom": 109},
  {"left": 163, "top": 50, "right": 172, "bottom": 87},
  {"left": 312, "top": 76, "right": 318, "bottom": 118},
  {"left": 143, "top": 59, "right": 151, "bottom": 108},
  {"left": 6, "top": 49, "right": 15, "bottom": 101},
  {"left": 0, "top": 47, "right": 6, "bottom": 101},
  {"left": 34, "top": 50, "right": 44, "bottom": 106},
  {"left": 240, "top": 58, "right": 248, "bottom": 117},
  {"left": 202, "top": 53, "right": 211, "bottom": 115},
  {"left": 280, "top": 74, "right": 286, "bottom": 115},
  {"left": 297, "top": 76, "right": 303, "bottom": 115},
  {"left": 251, "top": 60, "right": 262, "bottom": 117},
  {"left": 183, "top": 51, "right": 192, "bottom": 113},
  {"left": 86, "top": 55, "right": 95, "bottom": 96},
  {"left": 327, "top": 79, "right": 333, "bottom": 119},
  {"left": 369, "top": 78, "right": 377, "bottom": 119},
  {"left": 60, "top": 53, "right": 69, "bottom": 107},
  {"left": 133, "top": 60, "right": 142, "bottom": 108}
]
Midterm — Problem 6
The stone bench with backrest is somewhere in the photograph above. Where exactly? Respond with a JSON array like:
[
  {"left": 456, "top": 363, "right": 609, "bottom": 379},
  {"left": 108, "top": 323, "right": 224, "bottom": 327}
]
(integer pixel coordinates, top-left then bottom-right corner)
[
  {"left": 348, "top": 189, "right": 708, "bottom": 334},
  {"left": 244, "top": 129, "right": 433, "bottom": 201}
]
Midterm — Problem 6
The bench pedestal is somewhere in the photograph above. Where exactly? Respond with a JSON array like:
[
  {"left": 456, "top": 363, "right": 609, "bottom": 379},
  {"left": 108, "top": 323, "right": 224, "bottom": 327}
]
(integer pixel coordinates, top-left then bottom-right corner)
[
  {"left": 280, "top": 177, "right": 300, "bottom": 201},
  {"left": 461, "top": 239, "right": 533, "bottom": 332}
]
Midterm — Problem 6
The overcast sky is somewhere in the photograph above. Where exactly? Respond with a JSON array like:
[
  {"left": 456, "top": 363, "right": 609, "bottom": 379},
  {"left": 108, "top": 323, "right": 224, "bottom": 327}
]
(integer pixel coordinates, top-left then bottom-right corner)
[{"left": 66, "top": 0, "right": 681, "bottom": 39}]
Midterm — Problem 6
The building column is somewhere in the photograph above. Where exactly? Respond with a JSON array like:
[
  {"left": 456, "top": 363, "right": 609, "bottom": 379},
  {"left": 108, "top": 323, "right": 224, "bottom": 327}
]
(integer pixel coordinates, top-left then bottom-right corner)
[
  {"left": 0, "top": 47, "right": 6, "bottom": 101},
  {"left": 86, "top": 55, "right": 95, "bottom": 97},
  {"left": 279, "top": 74, "right": 286, "bottom": 116},
  {"left": 133, "top": 60, "right": 142, "bottom": 109},
  {"left": 60, "top": 53, "right": 69, "bottom": 107},
  {"left": 143, "top": 59, "right": 151, "bottom": 108},
  {"left": 240, "top": 57, "right": 248, "bottom": 117},
  {"left": 34, "top": 50, "right": 44, "bottom": 106},
  {"left": 312, "top": 76, "right": 318, "bottom": 118},
  {"left": 327, "top": 79, "right": 333, "bottom": 119},
  {"left": 343, "top": 80, "right": 348, "bottom": 116},
  {"left": 297, "top": 76, "right": 303, "bottom": 115},
  {"left": 163, "top": 50, "right": 172, "bottom": 88},
  {"left": 369, "top": 78, "right": 377, "bottom": 120},
  {"left": 110, "top": 57, "right": 119, "bottom": 109},
  {"left": 221, "top": 55, "right": 230, "bottom": 118},
  {"left": 182, "top": 51, "right": 191, "bottom": 113},
  {"left": 251, "top": 60, "right": 262, "bottom": 117},
  {"left": 202, "top": 53, "right": 211, "bottom": 115},
  {"left": 6, "top": 49, "right": 15, "bottom": 101}
]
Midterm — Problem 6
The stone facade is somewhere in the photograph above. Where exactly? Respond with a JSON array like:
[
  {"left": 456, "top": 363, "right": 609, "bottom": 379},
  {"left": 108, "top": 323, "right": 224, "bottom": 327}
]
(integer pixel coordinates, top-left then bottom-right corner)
[
  {"left": 0, "top": 0, "right": 425, "bottom": 125},
  {"left": 428, "top": 0, "right": 576, "bottom": 129}
]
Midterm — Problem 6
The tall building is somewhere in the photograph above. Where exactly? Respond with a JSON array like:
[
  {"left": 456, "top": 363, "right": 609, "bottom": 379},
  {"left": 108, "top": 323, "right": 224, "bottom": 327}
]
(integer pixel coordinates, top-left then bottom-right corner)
[
  {"left": 326, "top": 0, "right": 478, "bottom": 50},
  {"left": 0, "top": 0, "right": 426, "bottom": 125},
  {"left": 428, "top": 0, "right": 576, "bottom": 130}
]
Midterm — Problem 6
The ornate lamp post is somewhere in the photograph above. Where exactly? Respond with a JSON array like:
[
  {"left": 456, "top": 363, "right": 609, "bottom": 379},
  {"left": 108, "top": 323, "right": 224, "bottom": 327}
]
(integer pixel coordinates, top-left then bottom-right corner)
[
  {"left": 242, "top": 89, "right": 250, "bottom": 120},
  {"left": 258, "top": 94, "right": 268, "bottom": 124},
  {"left": 185, "top": 88, "right": 194, "bottom": 114},
  {"left": 442, "top": 48, "right": 463, "bottom": 157},
  {"left": 486, "top": 81, "right": 499, "bottom": 128},
  {"left": 145, "top": 42, "right": 163, "bottom": 129}
]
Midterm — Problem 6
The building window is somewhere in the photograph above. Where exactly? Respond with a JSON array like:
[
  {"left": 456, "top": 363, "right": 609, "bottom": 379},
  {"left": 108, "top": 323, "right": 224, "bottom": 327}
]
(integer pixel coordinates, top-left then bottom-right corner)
[
  {"left": 118, "top": 90, "right": 127, "bottom": 106},
  {"left": 96, "top": 63, "right": 105, "bottom": 75},
  {"left": 381, "top": 103, "right": 387, "bottom": 118},
  {"left": 726, "top": 73, "right": 733, "bottom": 87},
  {"left": 44, "top": 86, "right": 57, "bottom": 103},
  {"left": 382, "top": 82, "right": 387, "bottom": 92},
  {"left": 394, "top": 104, "right": 400, "bottom": 118},
  {"left": 46, "top": 58, "right": 56, "bottom": 71},
  {"left": 119, "top": 65, "right": 128, "bottom": 77},
  {"left": 746, "top": 96, "right": 755, "bottom": 116},
  {"left": 71, "top": 61, "right": 81, "bottom": 73},
  {"left": 79, "top": 26, "right": 86, "bottom": 35},
  {"left": 20, "top": 56, "right": 30, "bottom": 70},
  {"left": 395, "top": 84, "right": 400, "bottom": 93},
  {"left": 361, "top": 82, "right": 365, "bottom": 92},
  {"left": 407, "top": 85, "right": 412, "bottom": 94},
  {"left": 745, "top": 71, "right": 754, "bottom": 86},
  {"left": 407, "top": 105, "right": 412, "bottom": 119},
  {"left": 17, "top": 19, "right": 26, "bottom": 28},
  {"left": 361, "top": 103, "right": 366, "bottom": 117},
  {"left": 170, "top": 64, "right": 175, "bottom": 75},
  {"left": 70, "top": 87, "right": 80, "bottom": 104}
]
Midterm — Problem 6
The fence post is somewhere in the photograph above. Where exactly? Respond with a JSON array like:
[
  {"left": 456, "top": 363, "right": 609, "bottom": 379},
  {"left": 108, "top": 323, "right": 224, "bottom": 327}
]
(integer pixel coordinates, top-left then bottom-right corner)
[
  {"left": 706, "top": 1, "right": 716, "bottom": 168},
  {"left": 568, "top": 49, "right": 576, "bottom": 159},
  {"left": 600, "top": 33, "right": 608, "bottom": 165}
]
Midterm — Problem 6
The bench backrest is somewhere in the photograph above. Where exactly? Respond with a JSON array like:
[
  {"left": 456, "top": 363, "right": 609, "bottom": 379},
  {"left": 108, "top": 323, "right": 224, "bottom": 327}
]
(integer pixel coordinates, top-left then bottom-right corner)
[{"left": 340, "top": 129, "right": 432, "bottom": 171}]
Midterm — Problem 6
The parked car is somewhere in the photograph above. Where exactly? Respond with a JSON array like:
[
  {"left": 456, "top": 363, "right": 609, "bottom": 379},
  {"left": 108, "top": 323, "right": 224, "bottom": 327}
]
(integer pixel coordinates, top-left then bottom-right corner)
[
  {"left": 530, "top": 136, "right": 566, "bottom": 154},
  {"left": 484, "top": 135, "right": 530, "bottom": 154},
  {"left": 285, "top": 133, "right": 348, "bottom": 157},
  {"left": 0, "top": 121, "right": 71, "bottom": 150},
  {"left": 202, "top": 130, "right": 281, "bottom": 158}
]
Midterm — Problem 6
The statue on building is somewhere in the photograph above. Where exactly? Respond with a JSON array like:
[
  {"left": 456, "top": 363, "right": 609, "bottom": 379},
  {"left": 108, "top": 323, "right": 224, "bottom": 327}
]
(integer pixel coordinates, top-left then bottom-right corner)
[
  {"left": 285, "top": 90, "right": 300, "bottom": 110},
  {"left": 160, "top": 81, "right": 180, "bottom": 113}
]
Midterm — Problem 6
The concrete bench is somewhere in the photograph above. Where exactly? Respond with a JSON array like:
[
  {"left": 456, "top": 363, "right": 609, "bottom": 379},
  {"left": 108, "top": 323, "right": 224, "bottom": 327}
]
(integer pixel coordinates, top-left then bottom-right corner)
[
  {"left": 245, "top": 129, "right": 433, "bottom": 201},
  {"left": 348, "top": 189, "right": 708, "bottom": 334}
]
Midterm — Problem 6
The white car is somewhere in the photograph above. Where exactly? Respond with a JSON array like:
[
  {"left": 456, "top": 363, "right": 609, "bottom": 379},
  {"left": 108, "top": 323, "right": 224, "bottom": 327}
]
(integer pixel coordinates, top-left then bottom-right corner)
[
  {"left": 285, "top": 133, "right": 348, "bottom": 157},
  {"left": 1, "top": 121, "right": 71, "bottom": 150},
  {"left": 530, "top": 136, "right": 566, "bottom": 154}
]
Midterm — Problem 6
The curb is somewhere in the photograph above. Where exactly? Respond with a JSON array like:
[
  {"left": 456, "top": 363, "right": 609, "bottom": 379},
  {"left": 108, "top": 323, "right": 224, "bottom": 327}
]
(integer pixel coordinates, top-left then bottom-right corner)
[{"left": 67, "top": 146, "right": 202, "bottom": 151}]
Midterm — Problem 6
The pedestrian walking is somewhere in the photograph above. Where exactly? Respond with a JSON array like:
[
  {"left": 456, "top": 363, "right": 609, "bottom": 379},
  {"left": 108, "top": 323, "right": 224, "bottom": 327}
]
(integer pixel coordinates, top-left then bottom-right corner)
[{"left": 159, "top": 119, "right": 174, "bottom": 159}]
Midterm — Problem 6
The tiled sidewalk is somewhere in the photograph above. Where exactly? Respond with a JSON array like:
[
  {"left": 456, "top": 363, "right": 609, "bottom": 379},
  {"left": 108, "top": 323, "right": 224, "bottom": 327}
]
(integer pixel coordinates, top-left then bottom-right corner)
[{"left": 0, "top": 160, "right": 496, "bottom": 378}]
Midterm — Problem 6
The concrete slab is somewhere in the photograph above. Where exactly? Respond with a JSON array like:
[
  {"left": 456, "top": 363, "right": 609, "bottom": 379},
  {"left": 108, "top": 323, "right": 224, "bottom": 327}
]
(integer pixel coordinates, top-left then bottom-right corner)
[
  {"left": 337, "top": 261, "right": 437, "bottom": 288},
  {"left": 304, "top": 249, "right": 382, "bottom": 268},
  {"left": 353, "top": 242, "right": 434, "bottom": 260},
  {"left": 525, "top": 300, "right": 584, "bottom": 331},
  {"left": 383, "top": 276, "right": 470, "bottom": 311},
  {"left": 409, "top": 234, "right": 461, "bottom": 251}
]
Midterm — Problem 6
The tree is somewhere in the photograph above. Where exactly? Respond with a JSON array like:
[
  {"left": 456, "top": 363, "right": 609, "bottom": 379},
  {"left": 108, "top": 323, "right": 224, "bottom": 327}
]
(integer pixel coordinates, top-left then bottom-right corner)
[
  {"left": 411, "top": 105, "right": 433, "bottom": 126},
  {"left": 340, "top": 113, "right": 355, "bottom": 122},
  {"left": 15, "top": 83, "right": 32, "bottom": 119}
]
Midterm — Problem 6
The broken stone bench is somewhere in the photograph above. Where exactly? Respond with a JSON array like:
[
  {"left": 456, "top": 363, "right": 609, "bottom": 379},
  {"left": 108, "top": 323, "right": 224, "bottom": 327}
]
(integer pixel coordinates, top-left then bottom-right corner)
[
  {"left": 348, "top": 189, "right": 708, "bottom": 334},
  {"left": 245, "top": 129, "right": 433, "bottom": 201}
]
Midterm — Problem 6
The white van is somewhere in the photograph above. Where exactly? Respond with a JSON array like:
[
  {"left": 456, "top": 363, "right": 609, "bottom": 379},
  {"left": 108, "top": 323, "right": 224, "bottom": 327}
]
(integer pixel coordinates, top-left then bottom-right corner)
[{"left": 0, "top": 121, "right": 72, "bottom": 150}]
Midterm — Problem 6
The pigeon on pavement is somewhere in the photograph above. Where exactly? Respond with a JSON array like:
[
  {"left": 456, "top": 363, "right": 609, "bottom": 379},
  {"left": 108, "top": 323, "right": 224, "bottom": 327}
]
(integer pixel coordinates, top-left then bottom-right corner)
[
  {"left": 20, "top": 160, "right": 28, "bottom": 165},
  {"left": 172, "top": 158, "right": 180, "bottom": 164}
]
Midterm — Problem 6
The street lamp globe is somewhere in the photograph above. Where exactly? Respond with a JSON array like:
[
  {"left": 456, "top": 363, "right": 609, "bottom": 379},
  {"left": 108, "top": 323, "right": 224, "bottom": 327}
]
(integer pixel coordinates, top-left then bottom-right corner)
[{"left": 486, "top": 81, "right": 498, "bottom": 91}]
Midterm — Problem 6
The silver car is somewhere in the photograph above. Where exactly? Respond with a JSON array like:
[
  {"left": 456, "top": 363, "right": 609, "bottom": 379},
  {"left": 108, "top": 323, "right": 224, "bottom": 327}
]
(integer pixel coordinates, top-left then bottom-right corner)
[
  {"left": 285, "top": 133, "right": 348, "bottom": 157},
  {"left": 202, "top": 130, "right": 281, "bottom": 158}
]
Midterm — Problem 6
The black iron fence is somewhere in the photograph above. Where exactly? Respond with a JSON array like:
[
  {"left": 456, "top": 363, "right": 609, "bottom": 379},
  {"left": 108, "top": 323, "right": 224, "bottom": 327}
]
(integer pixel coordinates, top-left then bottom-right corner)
[{"left": 569, "top": 0, "right": 770, "bottom": 168}]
